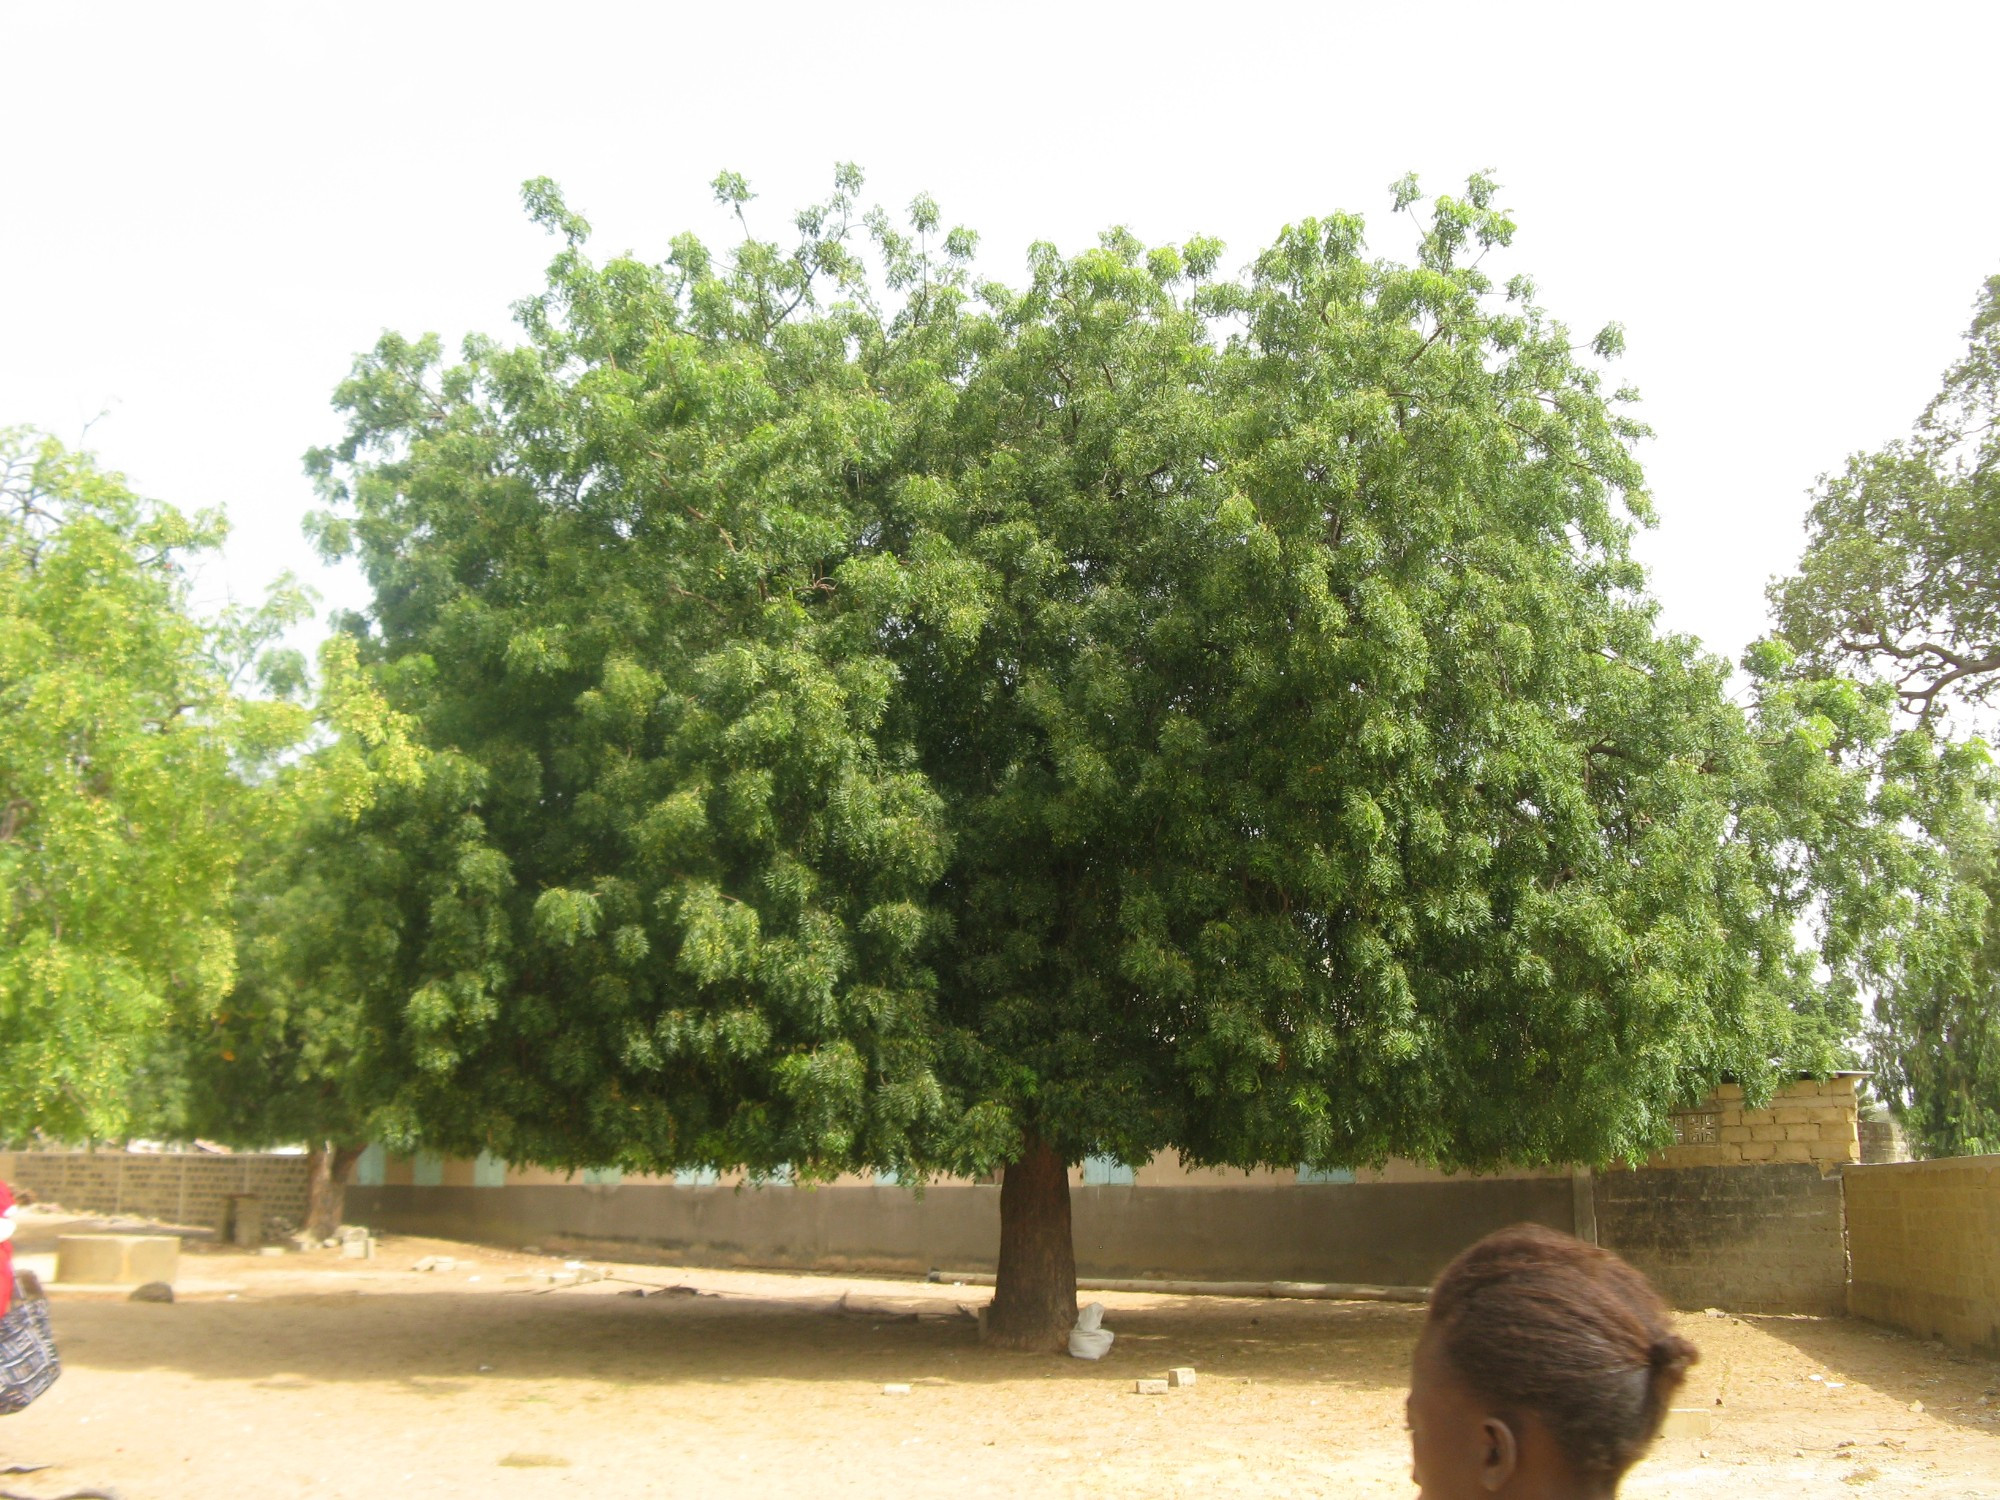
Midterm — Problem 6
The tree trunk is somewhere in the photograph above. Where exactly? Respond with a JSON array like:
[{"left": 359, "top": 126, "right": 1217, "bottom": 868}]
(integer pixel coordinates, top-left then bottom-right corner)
[
  {"left": 303, "top": 1141, "right": 365, "bottom": 1243},
  {"left": 980, "top": 1135, "right": 1078, "bottom": 1351}
]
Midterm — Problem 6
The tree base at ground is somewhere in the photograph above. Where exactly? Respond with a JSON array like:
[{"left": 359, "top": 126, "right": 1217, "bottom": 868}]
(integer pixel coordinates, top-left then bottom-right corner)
[{"left": 979, "top": 1137, "right": 1078, "bottom": 1352}]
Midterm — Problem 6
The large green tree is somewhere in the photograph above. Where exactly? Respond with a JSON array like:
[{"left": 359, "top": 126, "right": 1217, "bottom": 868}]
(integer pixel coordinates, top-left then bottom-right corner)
[
  {"left": 0, "top": 429, "right": 304, "bottom": 1142},
  {"left": 312, "top": 173, "right": 1884, "bottom": 1348}
]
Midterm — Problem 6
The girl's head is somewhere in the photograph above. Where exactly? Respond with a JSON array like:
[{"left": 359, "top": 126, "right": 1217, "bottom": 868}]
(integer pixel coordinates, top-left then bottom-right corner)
[{"left": 1407, "top": 1224, "right": 1698, "bottom": 1498}]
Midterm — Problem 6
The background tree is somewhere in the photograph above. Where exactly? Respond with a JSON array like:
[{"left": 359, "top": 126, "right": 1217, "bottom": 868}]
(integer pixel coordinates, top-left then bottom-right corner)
[
  {"left": 0, "top": 429, "right": 304, "bottom": 1142},
  {"left": 312, "top": 173, "right": 1893, "bottom": 1350},
  {"left": 1862, "top": 799, "right": 2000, "bottom": 1156},
  {"left": 1770, "top": 272, "right": 2000, "bottom": 1157},
  {"left": 1772, "top": 274, "right": 2000, "bottom": 724}
]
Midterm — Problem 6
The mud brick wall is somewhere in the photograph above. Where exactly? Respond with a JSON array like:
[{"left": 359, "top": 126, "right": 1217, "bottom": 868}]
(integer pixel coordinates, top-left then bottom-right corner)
[
  {"left": 1846, "top": 1156, "right": 2000, "bottom": 1356},
  {"left": 1654, "top": 1077, "right": 1861, "bottom": 1170},
  {"left": 1593, "top": 1161, "right": 1847, "bottom": 1315},
  {"left": 0, "top": 1151, "right": 310, "bottom": 1239}
]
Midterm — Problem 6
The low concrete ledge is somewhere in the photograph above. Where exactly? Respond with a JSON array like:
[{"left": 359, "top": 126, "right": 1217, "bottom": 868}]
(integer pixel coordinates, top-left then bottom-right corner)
[{"left": 55, "top": 1233, "right": 180, "bottom": 1287}]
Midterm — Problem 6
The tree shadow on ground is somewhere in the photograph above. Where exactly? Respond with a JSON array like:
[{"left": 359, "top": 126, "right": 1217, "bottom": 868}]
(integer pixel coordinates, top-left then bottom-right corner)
[
  {"left": 1746, "top": 1313, "right": 2000, "bottom": 1441},
  {"left": 48, "top": 1284, "right": 1425, "bottom": 1393}
]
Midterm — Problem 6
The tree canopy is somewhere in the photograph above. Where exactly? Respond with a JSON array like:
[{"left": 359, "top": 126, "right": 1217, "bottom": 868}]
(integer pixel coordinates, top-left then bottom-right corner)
[{"left": 308, "top": 171, "right": 1910, "bottom": 1344}]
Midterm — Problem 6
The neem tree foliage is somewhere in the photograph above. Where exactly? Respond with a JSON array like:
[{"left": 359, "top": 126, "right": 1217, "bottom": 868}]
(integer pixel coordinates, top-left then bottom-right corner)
[{"left": 311, "top": 172, "right": 1864, "bottom": 1348}]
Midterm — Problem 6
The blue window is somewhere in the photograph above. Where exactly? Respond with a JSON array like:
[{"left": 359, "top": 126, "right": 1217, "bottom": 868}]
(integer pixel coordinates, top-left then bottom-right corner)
[
  {"left": 1081, "top": 1155, "right": 1135, "bottom": 1186},
  {"left": 412, "top": 1150, "right": 443, "bottom": 1187},
  {"left": 353, "top": 1144, "right": 386, "bottom": 1187},
  {"left": 473, "top": 1151, "right": 507, "bottom": 1188},
  {"left": 1296, "top": 1165, "right": 1356, "bottom": 1185},
  {"left": 674, "top": 1166, "right": 719, "bottom": 1186},
  {"left": 874, "top": 1166, "right": 900, "bottom": 1187}
]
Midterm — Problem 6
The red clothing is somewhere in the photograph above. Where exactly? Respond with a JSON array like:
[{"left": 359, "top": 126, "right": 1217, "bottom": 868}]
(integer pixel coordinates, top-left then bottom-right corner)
[{"left": 0, "top": 1180, "right": 14, "bottom": 1320}]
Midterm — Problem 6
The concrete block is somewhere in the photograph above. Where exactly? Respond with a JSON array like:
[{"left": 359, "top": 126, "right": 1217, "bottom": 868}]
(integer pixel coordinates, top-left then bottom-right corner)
[
  {"left": 56, "top": 1233, "right": 180, "bottom": 1286},
  {"left": 1770, "top": 1142, "right": 1813, "bottom": 1164},
  {"left": 1168, "top": 1367, "right": 1197, "bottom": 1388},
  {"left": 1736, "top": 1142, "right": 1775, "bottom": 1161},
  {"left": 1133, "top": 1379, "right": 1169, "bottom": 1395}
]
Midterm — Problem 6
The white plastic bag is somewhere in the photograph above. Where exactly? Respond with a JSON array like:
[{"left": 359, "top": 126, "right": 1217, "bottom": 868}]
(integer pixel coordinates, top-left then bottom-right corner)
[{"left": 1068, "top": 1300, "right": 1114, "bottom": 1359}]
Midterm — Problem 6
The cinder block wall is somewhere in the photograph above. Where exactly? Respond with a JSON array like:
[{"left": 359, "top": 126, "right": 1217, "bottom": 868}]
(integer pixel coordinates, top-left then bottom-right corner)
[
  {"left": 1846, "top": 1155, "right": 2000, "bottom": 1355},
  {"left": 0, "top": 1152, "right": 310, "bottom": 1240},
  {"left": 1592, "top": 1161, "right": 1848, "bottom": 1315}
]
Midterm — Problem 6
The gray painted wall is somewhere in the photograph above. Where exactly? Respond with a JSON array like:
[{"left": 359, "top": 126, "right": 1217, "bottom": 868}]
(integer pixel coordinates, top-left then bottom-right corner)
[{"left": 349, "top": 1177, "right": 1576, "bottom": 1287}]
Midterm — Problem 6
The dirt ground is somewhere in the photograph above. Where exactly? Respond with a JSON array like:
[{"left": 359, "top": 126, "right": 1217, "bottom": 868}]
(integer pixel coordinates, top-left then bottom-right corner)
[{"left": 5, "top": 1212, "right": 1999, "bottom": 1499}]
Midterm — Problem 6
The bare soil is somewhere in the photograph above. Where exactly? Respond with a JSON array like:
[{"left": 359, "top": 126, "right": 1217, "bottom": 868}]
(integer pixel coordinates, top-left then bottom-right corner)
[{"left": 5, "top": 1211, "right": 1999, "bottom": 1498}]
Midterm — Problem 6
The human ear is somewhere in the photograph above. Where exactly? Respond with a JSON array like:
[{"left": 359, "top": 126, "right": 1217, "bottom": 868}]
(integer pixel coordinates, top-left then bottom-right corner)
[{"left": 1478, "top": 1417, "right": 1519, "bottom": 1492}]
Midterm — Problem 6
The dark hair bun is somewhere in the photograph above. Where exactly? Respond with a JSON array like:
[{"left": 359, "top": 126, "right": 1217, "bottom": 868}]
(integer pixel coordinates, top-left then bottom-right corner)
[{"left": 1648, "top": 1332, "right": 1698, "bottom": 1382}]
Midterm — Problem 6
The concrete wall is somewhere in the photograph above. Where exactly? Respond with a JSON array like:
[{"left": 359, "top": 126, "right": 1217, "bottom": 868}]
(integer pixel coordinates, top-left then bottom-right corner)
[
  {"left": 383, "top": 1079, "right": 1857, "bottom": 1193},
  {"left": 1846, "top": 1155, "right": 2000, "bottom": 1355},
  {"left": 0, "top": 1077, "right": 1859, "bottom": 1312},
  {"left": 1591, "top": 1161, "right": 1848, "bottom": 1316},
  {"left": 348, "top": 1176, "right": 1580, "bottom": 1287},
  {"left": 1859, "top": 1109, "right": 1914, "bottom": 1165},
  {"left": 0, "top": 1151, "right": 309, "bottom": 1240}
]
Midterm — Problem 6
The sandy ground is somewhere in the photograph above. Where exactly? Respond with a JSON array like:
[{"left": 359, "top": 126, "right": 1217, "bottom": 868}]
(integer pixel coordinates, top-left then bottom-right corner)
[{"left": 3, "top": 1211, "right": 1999, "bottom": 1499}]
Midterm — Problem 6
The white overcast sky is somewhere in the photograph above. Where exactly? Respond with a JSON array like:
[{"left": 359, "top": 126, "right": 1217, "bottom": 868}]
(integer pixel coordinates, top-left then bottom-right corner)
[{"left": 4, "top": 2, "right": 1997, "bottom": 671}]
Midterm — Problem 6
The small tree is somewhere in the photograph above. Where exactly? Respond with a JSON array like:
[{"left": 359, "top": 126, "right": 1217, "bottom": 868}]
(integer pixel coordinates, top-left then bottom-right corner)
[
  {"left": 0, "top": 430, "right": 304, "bottom": 1143},
  {"left": 312, "top": 173, "right": 1890, "bottom": 1349},
  {"left": 1864, "top": 804, "right": 2000, "bottom": 1156}
]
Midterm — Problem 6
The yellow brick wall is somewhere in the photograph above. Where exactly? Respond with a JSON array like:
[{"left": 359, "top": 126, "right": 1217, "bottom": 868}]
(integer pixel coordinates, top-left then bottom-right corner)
[{"left": 1846, "top": 1155, "right": 2000, "bottom": 1356}]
